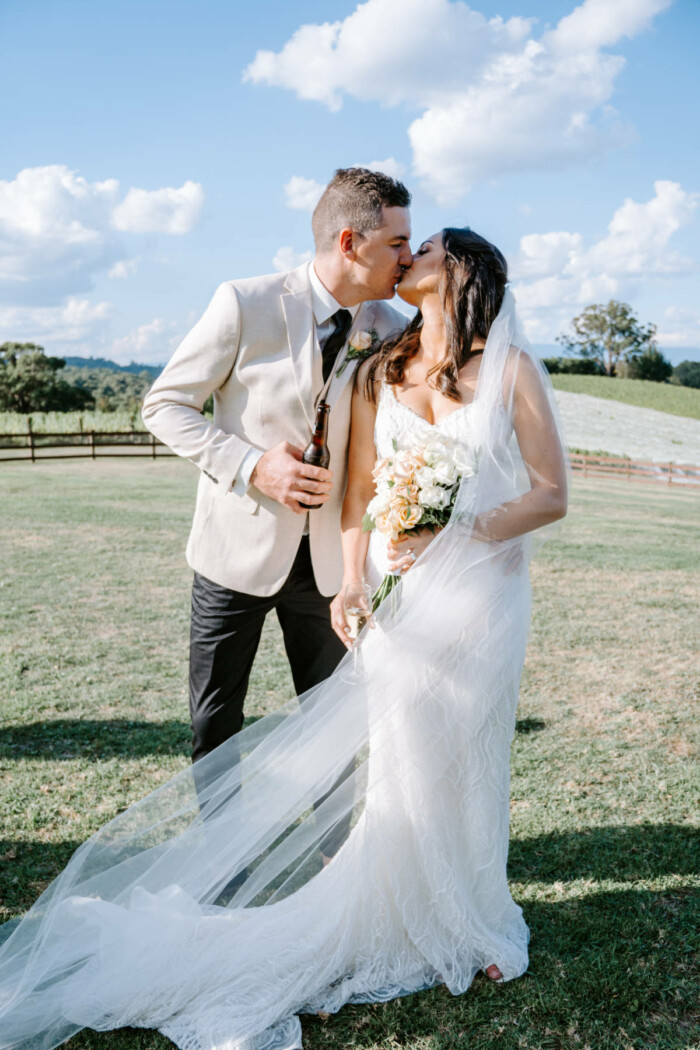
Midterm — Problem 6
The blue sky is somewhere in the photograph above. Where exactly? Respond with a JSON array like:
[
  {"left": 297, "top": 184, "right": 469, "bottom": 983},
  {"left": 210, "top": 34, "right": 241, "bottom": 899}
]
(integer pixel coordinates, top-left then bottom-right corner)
[{"left": 1, "top": 0, "right": 698, "bottom": 364}]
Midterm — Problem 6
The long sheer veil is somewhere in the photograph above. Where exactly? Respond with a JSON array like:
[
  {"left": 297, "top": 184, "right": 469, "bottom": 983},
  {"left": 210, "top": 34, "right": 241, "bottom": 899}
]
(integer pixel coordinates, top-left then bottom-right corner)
[{"left": 0, "top": 289, "right": 567, "bottom": 1050}]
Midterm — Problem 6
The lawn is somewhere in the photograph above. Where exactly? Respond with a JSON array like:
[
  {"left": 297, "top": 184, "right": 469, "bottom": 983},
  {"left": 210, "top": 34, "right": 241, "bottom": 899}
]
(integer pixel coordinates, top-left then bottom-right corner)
[
  {"left": 549, "top": 374, "right": 700, "bottom": 422},
  {"left": 1, "top": 459, "right": 698, "bottom": 1050}
]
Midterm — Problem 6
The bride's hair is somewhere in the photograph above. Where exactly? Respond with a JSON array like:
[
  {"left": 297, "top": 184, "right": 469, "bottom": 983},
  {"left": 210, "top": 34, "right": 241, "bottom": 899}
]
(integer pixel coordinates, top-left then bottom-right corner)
[{"left": 365, "top": 227, "right": 508, "bottom": 402}]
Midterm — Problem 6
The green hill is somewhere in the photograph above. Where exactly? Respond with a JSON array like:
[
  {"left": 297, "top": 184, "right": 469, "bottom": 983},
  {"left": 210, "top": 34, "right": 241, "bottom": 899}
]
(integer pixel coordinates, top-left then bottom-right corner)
[{"left": 549, "top": 374, "right": 700, "bottom": 422}]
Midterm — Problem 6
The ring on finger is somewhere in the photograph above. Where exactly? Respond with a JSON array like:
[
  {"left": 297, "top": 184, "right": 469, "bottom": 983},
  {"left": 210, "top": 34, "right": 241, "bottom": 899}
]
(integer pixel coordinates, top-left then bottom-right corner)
[{"left": 406, "top": 548, "right": 417, "bottom": 563}]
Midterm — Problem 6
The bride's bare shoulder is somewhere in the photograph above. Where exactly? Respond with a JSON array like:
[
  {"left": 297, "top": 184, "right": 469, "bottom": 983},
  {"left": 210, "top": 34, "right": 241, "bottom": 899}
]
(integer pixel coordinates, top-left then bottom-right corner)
[
  {"left": 354, "top": 356, "right": 382, "bottom": 407},
  {"left": 502, "top": 346, "right": 546, "bottom": 401}
]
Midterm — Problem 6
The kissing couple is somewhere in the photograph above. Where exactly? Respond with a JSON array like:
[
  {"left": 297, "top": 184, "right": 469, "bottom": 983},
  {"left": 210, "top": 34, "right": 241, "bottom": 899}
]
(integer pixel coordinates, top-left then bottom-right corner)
[{"left": 0, "top": 167, "right": 568, "bottom": 1050}]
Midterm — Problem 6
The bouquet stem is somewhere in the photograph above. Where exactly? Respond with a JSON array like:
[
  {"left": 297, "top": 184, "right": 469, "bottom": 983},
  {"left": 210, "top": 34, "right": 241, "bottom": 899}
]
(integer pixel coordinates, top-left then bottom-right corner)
[{"left": 372, "top": 571, "right": 402, "bottom": 613}]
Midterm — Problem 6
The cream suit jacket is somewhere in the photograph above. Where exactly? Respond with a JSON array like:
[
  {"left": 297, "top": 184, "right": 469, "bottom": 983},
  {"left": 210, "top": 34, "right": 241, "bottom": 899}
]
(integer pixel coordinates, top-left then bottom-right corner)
[{"left": 142, "top": 263, "right": 407, "bottom": 597}]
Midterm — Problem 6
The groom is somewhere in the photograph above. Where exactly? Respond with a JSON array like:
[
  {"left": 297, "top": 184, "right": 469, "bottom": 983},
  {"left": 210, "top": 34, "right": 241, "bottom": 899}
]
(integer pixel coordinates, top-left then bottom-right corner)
[{"left": 142, "top": 167, "right": 411, "bottom": 784}]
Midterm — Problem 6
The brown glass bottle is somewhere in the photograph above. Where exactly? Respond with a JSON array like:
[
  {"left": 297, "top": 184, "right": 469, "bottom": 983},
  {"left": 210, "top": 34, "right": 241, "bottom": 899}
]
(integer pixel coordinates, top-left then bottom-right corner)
[{"left": 299, "top": 401, "right": 331, "bottom": 510}]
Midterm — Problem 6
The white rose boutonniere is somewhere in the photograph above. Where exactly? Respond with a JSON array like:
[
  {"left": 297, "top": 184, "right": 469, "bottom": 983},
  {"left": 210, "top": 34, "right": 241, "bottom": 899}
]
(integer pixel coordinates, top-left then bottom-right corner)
[{"left": 336, "top": 328, "right": 380, "bottom": 376}]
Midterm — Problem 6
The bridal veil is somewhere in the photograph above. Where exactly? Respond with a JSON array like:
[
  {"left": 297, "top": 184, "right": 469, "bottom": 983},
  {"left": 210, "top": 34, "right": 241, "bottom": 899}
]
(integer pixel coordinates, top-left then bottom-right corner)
[{"left": 0, "top": 289, "right": 567, "bottom": 1050}]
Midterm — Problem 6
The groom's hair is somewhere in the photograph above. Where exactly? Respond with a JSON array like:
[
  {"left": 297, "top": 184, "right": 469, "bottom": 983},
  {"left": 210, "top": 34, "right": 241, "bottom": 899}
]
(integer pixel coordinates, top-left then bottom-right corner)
[{"left": 312, "top": 168, "right": 411, "bottom": 253}]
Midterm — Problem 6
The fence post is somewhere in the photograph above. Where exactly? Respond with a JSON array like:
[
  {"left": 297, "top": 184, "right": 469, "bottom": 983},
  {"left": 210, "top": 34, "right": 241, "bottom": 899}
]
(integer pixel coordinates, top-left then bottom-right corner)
[
  {"left": 627, "top": 458, "right": 631, "bottom": 481},
  {"left": 668, "top": 461, "right": 673, "bottom": 486},
  {"left": 90, "top": 430, "right": 96, "bottom": 460},
  {"left": 27, "top": 416, "right": 35, "bottom": 464},
  {"left": 151, "top": 432, "right": 157, "bottom": 460},
  {"left": 583, "top": 454, "right": 588, "bottom": 479}
]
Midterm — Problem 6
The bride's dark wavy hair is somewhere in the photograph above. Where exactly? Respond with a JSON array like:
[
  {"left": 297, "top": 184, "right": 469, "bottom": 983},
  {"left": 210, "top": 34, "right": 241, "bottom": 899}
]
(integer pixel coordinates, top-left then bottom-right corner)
[{"left": 365, "top": 227, "right": 508, "bottom": 402}]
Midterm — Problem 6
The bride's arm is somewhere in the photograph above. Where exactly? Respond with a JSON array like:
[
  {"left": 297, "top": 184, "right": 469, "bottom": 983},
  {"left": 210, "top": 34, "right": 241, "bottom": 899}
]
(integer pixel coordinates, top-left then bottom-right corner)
[
  {"left": 329, "top": 362, "right": 378, "bottom": 646},
  {"left": 473, "top": 350, "right": 568, "bottom": 543}
]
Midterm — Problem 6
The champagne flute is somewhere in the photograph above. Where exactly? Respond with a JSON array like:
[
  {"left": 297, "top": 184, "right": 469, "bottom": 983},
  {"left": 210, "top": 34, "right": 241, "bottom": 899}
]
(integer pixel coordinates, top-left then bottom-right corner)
[{"left": 343, "top": 582, "right": 373, "bottom": 676}]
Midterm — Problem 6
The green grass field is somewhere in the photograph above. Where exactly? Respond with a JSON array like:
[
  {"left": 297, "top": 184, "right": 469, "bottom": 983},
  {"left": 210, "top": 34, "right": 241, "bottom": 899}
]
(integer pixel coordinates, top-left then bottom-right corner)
[
  {"left": 0, "top": 409, "right": 142, "bottom": 434},
  {"left": 1, "top": 460, "right": 698, "bottom": 1050},
  {"left": 549, "top": 374, "right": 700, "bottom": 421}
]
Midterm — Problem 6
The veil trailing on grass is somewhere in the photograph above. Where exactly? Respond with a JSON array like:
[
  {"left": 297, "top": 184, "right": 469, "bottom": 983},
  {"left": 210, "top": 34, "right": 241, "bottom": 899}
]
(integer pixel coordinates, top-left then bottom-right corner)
[{"left": 0, "top": 289, "right": 567, "bottom": 1050}]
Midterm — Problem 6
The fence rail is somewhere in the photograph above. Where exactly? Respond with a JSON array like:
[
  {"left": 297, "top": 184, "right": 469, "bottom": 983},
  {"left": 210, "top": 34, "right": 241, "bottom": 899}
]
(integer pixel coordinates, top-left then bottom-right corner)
[
  {"left": 1, "top": 431, "right": 699, "bottom": 486},
  {"left": 570, "top": 452, "right": 700, "bottom": 487},
  {"left": 0, "top": 429, "right": 175, "bottom": 462}
]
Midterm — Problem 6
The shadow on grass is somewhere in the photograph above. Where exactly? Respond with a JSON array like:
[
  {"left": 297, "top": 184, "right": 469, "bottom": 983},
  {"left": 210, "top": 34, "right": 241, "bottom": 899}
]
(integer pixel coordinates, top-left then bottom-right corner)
[
  {"left": 2, "top": 826, "right": 698, "bottom": 1049},
  {"left": 508, "top": 822, "right": 700, "bottom": 882},
  {"left": 9, "top": 881, "right": 699, "bottom": 1050},
  {"left": 515, "top": 718, "right": 546, "bottom": 733},
  {"left": 301, "top": 884, "right": 699, "bottom": 1050},
  {"left": 0, "top": 720, "right": 191, "bottom": 760}
]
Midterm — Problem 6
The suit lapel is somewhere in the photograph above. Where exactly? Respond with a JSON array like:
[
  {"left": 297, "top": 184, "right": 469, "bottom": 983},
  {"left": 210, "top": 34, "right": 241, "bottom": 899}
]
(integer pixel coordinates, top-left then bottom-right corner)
[
  {"left": 324, "top": 302, "right": 374, "bottom": 407},
  {"left": 282, "top": 265, "right": 316, "bottom": 429}
]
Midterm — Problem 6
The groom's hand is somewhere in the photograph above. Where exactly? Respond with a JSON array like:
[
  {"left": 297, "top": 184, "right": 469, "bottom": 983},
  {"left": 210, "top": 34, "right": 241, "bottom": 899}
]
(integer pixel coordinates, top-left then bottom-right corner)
[{"left": 250, "top": 442, "right": 333, "bottom": 513}]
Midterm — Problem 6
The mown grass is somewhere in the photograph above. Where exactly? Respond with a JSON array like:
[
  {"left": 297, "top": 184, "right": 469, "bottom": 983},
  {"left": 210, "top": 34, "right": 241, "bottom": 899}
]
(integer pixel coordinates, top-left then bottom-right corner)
[
  {"left": 549, "top": 374, "right": 700, "bottom": 421},
  {"left": 1, "top": 460, "right": 698, "bottom": 1050}
]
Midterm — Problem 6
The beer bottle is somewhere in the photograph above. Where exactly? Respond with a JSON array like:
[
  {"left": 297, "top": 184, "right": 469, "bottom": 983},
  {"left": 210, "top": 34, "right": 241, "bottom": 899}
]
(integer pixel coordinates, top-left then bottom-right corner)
[{"left": 299, "top": 401, "right": 330, "bottom": 510}]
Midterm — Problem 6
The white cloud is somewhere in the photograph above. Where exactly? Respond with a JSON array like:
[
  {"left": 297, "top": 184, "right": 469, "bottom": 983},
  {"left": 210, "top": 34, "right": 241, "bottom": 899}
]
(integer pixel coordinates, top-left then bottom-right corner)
[
  {"left": 284, "top": 176, "right": 325, "bottom": 211},
  {"left": 0, "top": 166, "right": 204, "bottom": 306},
  {"left": 513, "top": 232, "right": 583, "bottom": 279},
  {"left": 0, "top": 298, "right": 113, "bottom": 346},
  {"left": 245, "top": 0, "right": 671, "bottom": 202},
  {"left": 273, "top": 246, "right": 313, "bottom": 272},
  {"left": 358, "top": 158, "right": 405, "bottom": 179},
  {"left": 107, "top": 317, "right": 183, "bottom": 365},
  {"left": 112, "top": 181, "right": 203, "bottom": 234},
  {"left": 512, "top": 181, "right": 699, "bottom": 341},
  {"left": 108, "top": 257, "right": 140, "bottom": 279},
  {"left": 656, "top": 307, "right": 700, "bottom": 348},
  {"left": 284, "top": 159, "right": 406, "bottom": 213}
]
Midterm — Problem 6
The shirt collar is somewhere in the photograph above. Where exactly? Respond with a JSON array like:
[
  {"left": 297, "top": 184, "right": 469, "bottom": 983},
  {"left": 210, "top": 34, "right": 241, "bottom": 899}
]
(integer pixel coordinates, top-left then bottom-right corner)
[{"left": 309, "top": 262, "right": 360, "bottom": 326}]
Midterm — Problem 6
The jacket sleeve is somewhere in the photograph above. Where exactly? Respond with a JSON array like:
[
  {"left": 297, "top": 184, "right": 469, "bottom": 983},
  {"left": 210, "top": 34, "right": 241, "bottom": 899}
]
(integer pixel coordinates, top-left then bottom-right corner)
[{"left": 141, "top": 281, "right": 255, "bottom": 491}]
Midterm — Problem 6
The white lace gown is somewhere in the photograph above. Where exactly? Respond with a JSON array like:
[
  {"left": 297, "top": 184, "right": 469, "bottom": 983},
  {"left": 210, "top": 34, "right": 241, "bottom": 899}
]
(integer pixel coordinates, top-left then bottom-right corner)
[{"left": 21, "top": 382, "right": 531, "bottom": 1050}]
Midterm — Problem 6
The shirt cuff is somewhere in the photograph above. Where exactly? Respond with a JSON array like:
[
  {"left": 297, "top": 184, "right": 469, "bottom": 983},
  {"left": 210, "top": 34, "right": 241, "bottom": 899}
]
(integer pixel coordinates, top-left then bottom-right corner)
[{"left": 238, "top": 447, "right": 264, "bottom": 490}]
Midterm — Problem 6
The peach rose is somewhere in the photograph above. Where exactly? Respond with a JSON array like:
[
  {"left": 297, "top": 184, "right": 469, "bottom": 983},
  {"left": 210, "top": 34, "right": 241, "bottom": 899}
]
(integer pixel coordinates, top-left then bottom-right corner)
[
  {"left": 390, "top": 482, "right": 419, "bottom": 504},
  {"left": 393, "top": 502, "right": 422, "bottom": 532}
]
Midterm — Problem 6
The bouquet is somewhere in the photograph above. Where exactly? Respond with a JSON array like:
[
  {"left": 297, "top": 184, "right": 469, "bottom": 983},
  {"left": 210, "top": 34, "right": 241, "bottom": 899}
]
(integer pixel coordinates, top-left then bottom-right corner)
[{"left": 362, "top": 433, "right": 476, "bottom": 609}]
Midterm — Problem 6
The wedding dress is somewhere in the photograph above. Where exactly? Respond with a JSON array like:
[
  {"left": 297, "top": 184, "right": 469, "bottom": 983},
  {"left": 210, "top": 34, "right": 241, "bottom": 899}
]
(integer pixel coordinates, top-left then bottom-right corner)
[{"left": 0, "top": 290, "right": 562, "bottom": 1050}]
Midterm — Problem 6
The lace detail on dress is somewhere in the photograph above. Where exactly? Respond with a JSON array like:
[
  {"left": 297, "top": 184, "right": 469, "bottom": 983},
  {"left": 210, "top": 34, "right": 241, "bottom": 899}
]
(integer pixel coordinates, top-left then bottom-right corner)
[{"left": 374, "top": 382, "right": 476, "bottom": 459}]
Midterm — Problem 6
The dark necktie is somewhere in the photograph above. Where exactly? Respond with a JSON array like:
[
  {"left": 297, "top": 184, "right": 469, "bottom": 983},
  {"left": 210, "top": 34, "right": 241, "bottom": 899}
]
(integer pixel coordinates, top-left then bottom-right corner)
[{"left": 321, "top": 309, "right": 352, "bottom": 383}]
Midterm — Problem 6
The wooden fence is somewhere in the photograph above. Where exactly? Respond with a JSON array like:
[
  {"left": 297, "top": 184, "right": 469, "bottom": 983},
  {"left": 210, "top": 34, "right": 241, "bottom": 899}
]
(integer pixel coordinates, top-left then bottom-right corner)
[
  {"left": 570, "top": 452, "right": 700, "bottom": 487},
  {"left": 1, "top": 431, "right": 699, "bottom": 487},
  {"left": 0, "top": 429, "right": 175, "bottom": 462}
]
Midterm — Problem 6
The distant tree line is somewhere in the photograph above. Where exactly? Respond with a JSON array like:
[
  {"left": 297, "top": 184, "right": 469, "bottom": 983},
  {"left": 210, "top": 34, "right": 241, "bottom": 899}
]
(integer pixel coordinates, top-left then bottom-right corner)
[
  {"left": 545, "top": 300, "right": 700, "bottom": 387},
  {"left": 2, "top": 306, "right": 699, "bottom": 418},
  {"left": 0, "top": 343, "right": 156, "bottom": 414}
]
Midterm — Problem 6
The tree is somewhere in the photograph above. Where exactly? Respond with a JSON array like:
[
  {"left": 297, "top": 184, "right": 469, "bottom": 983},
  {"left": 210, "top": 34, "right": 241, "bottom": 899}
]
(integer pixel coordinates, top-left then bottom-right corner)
[
  {"left": 672, "top": 360, "right": 700, "bottom": 389},
  {"left": 556, "top": 301, "right": 657, "bottom": 377},
  {"left": 623, "top": 346, "right": 673, "bottom": 383},
  {"left": 0, "top": 342, "right": 95, "bottom": 413}
]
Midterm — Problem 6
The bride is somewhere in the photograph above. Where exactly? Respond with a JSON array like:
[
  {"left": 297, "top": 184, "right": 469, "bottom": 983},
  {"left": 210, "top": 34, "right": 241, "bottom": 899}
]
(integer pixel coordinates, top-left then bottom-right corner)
[{"left": 0, "top": 228, "right": 567, "bottom": 1050}]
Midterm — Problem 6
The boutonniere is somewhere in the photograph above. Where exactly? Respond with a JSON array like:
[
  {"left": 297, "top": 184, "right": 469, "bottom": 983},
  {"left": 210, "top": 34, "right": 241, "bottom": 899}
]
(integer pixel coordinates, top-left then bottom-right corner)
[{"left": 336, "top": 328, "right": 381, "bottom": 377}]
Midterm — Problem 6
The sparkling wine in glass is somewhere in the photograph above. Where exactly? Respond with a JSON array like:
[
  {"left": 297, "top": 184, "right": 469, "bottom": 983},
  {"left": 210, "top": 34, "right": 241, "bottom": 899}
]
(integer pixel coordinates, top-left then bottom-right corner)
[{"left": 343, "top": 582, "right": 373, "bottom": 675}]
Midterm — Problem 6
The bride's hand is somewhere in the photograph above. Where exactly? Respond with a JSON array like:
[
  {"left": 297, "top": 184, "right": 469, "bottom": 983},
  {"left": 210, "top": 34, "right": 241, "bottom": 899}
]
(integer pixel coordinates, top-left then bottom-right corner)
[
  {"left": 330, "top": 583, "right": 374, "bottom": 649},
  {"left": 386, "top": 528, "right": 438, "bottom": 574}
]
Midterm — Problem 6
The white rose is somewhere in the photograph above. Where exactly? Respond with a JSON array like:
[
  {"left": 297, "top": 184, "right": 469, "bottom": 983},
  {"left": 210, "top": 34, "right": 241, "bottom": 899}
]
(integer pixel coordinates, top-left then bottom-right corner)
[
  {"left": 432, "top": 457, "right": 458, "bottom": 486},
  {"left": 367, "top": 490, "right": 392, "bottom": 517},
  {"left": 415, "top": 465, "right": 438, "bottom": 488},
  {"left": 422, "top": 435, "right": 454, "bottom": 467},
  {"left": 349, "top": 330, "right": 373, "bottom": 351},
  {"left": 418, "top": 484, "right": 450, "bottom": 509}
]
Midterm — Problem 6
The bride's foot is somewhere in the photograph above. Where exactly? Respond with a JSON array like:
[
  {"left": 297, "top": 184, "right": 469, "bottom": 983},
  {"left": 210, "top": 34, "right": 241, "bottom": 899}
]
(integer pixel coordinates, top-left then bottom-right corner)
[{"left": 484, "top": 964, "right": 503, "bottom": 981}]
